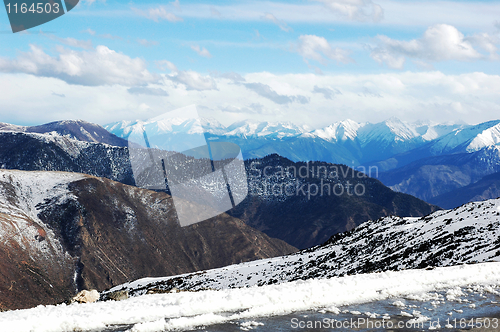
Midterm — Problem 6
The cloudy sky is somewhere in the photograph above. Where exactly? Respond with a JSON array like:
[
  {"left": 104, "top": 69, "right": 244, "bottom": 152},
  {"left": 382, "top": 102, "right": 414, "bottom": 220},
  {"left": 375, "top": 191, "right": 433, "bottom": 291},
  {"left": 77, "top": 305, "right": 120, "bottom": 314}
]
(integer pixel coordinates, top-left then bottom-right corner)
[{"left": 0, "top": 0, "right": 499, "bottom": 128}]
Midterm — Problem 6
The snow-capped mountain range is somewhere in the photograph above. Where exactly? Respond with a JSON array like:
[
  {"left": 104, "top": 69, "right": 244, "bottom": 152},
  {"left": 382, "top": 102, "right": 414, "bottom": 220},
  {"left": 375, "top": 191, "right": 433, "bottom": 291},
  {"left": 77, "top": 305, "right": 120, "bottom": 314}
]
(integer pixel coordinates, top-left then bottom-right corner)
[
  {"left": 105, "top": 117, "right": 500, "bottom": 166},
  {"left": 106, "top": 116, "right": 468, "bottom": 144},
  {"left": 105, "top": 116, "right": 500, "bottom": 208},
  {"left": 104, "top": 197, "right": 500, "bottom": 297}
]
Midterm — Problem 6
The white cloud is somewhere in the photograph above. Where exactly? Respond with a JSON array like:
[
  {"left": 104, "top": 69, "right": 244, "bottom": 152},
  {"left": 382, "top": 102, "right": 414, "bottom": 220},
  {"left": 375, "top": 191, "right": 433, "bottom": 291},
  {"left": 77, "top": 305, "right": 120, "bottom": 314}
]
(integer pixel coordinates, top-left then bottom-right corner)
[
  {"left": 127, "top": 86, "right": 169, "bottom": 96},
  {"left": 243, "top": 82, "right": 309, "bottom": 104},
  {"left": 49, "top": 36, "right": 93, "bottom": 50},
  {"left": 261, "top": 13, "right": 292, "bottom": 32},
  {"left": 1, "top": 66, "right": 499, "bottom": 129},
  {"left": 132, "top": 6, "right": 183, "bottom": 22},
  {"left": 370, "top": 48, "right": 405, "bottom": 69},
  {"left": 0, "top": 45, "right": 158, "bottom": 86},
  {"left": 296, "top": 35, "right": 353, "bottom": 65},
  {"left": 312, "top": 86, "right": 342, "bottom": 99},
  {"left": 190, "top": 45, "right": 212, "bottom": 58},
  {"left": 79, "top": 1, "right": 500, "bottom": 31},
  {"left": 82, "top": 28, "right": 96, "bottom": 36},
  {"left": 170, "top": 0, "right": 181, "bottom": 10},
  {"left": 210, "top": 6, "right": 222, "bottom": 18},
  {"left": 156, "top": 60, "right": 178, "bottom": 72},
  {"left": 221, "top": 103, "right": 266, "bottom": 114},
  {"left": 465, "top": 32, "right": 500, "bottom": 60},
  {"left": 216, "top": 72, "right": 246, "bottom": 82},
  {"left": 371, "top": 24, "right": 496, "bottom": 69},
  {"left": 168, "top": 71, "right": 218, "bottom": 91},
  {"left": 313, "top": 0, "right": 383, "bottom": 22},
  {"left": 137, "top": 39, "right": 159, "bottom": 47}
]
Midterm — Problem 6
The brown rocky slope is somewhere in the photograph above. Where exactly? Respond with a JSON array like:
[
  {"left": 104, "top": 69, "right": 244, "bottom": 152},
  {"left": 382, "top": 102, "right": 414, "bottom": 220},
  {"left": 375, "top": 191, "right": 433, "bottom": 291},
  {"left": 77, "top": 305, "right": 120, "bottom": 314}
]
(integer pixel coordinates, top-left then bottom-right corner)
[{"left": 0, "top": 170, "right": 295, "bottom": 310}]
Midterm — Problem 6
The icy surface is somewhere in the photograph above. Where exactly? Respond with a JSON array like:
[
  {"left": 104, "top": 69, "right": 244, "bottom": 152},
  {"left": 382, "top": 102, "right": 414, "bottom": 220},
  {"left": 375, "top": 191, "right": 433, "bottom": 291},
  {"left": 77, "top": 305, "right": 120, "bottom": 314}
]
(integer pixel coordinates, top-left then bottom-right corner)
[{"left": 1, "top": 263, "right": 500, "bottom": 332}]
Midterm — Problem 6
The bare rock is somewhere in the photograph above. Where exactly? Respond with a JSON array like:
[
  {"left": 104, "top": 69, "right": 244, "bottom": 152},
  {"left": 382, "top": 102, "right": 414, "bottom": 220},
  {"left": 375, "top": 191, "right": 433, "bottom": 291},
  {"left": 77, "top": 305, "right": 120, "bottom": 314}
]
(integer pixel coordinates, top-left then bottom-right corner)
[
  {"left": 107, "top": 290, "right": 129, "bottom": 301},
  {"left": 71, "top": 290, "right": 100, "bottom": 304}
]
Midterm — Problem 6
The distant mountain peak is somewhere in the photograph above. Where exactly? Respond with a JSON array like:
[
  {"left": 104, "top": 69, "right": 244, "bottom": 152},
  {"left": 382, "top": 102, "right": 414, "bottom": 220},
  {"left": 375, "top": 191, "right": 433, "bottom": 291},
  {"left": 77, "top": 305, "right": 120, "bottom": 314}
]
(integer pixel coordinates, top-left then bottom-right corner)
[
  {"left": 311, "top": 119, "right": 362, "bottom": 142},
  {"left": 0, "top": 120, "right": 128, "bottom": 147},
  {"left": 429, "top": 120, "right": 500, "bottom": 155}
]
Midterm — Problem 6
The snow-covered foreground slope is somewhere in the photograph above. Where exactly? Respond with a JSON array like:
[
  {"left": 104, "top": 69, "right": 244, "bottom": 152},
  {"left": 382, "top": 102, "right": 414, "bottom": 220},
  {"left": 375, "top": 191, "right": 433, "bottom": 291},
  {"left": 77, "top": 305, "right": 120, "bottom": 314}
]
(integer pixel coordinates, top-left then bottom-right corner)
[
  {"left": 1, "top": 263, "right": 500, "bottom": 332},
  {"left": 106, "top": 198, "right": 500, "bottom": 296}
]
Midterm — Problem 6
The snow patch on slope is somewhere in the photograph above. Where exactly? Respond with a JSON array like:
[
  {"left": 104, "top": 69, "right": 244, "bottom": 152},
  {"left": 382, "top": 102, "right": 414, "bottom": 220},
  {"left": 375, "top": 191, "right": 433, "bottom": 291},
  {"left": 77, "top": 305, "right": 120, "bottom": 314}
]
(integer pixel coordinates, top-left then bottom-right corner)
[{"left": 0, "top": 170, "right": 86, "bottom": 256}]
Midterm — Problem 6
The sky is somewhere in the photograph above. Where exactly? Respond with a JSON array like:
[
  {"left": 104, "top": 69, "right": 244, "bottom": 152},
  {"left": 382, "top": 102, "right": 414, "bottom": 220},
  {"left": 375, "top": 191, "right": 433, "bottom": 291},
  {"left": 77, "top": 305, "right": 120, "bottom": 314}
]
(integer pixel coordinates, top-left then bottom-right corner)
[{"left": 0, "top": 0, "right": 500, "bottom": 128}]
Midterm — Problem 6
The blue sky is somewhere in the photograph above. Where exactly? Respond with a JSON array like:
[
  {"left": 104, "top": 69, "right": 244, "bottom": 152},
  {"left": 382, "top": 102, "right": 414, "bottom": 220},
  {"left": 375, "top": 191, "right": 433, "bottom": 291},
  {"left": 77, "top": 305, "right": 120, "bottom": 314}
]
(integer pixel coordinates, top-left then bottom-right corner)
[{"left": 0, "top": 0, "right": 499, "bottom": 128}]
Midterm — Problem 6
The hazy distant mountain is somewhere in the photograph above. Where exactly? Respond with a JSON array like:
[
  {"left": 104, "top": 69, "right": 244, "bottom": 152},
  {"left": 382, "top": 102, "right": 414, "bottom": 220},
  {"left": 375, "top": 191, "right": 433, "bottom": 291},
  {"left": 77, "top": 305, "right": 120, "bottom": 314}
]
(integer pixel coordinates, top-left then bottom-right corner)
[
  {"left": 373, "top": 120, "right": 500, "bottom": 172},
  {"left": 0, "top": 170, "right": 295, "bottom": 310},
  {"left": 0, "top": 120, "right": 438, "bottom": 251},
  {"left": 376, "top": 121, "right": 500, "bottom": 203},
  {"left": 429, "top": 171, "right": 500, "bottom": 209},
  {"left": 106, "top": 116, "right": 496, "bottom": 206},
  {"left": 378, "top": 146, "right": 500, "bottom": 202},
  {"left": 225, "top": 119, "right": 311, "bottom": 138}
]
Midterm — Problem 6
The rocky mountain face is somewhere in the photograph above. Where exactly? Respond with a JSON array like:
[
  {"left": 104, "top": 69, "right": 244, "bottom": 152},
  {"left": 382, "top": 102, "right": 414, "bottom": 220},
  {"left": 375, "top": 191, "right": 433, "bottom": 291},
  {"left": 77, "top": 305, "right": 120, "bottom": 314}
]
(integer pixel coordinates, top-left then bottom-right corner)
[
  {"left": 0, "top": 130, "right": 135, "bottom": 185},
  {"left": 227, "top": 154, "right": 439, "bottom": 249},
  {"left": 106, "top": 197, "right": 500, "bottom": 297},
  {"left": 0, "top": 170, "right": 295, "bottom": 310}
]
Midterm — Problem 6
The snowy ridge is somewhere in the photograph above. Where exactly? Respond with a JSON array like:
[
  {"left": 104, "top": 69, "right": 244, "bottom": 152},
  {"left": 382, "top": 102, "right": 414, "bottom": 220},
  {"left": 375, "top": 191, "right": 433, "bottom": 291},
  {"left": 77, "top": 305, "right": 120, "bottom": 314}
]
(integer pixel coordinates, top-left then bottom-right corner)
[
  {"left": 311, "top": 119, "right": 362, "bottom": 142},
  {"left": 0, "top": 169, "right": 86, "bottom": 219},
  {"left": 106, "top": 117, "right": 464, "bottom": 143},
  {"left": 467, "top": 122, "right": 500, "bottom": 152},
  {"left": 105, "top": 116, "right": 473, "bottom": 165},
  {"left": 2, "top": 263, "right": 500, "bottom": 332},
  {"left": 26, "top": 131, "right": 92, "bottom": 158},
  {"left": 357, "top": 117, "right": 421, "bottom": 146},
  {"left": 105, "top": 197, "right": 500, "bottom": 296},
  {"left": 225, "top": 120, "right": 310, "bottom": 138},
  {"left": 429, "top": 120, "right": 500, "bottom": 155}
]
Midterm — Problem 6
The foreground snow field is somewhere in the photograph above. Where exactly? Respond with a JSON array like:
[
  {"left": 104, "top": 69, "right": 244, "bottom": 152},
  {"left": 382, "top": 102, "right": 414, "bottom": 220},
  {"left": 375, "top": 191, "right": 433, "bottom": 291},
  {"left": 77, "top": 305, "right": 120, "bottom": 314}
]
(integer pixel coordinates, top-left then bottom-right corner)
[{"left": 1, "top": 263, "right": 500, "bottom": 332}]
